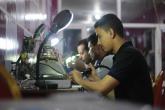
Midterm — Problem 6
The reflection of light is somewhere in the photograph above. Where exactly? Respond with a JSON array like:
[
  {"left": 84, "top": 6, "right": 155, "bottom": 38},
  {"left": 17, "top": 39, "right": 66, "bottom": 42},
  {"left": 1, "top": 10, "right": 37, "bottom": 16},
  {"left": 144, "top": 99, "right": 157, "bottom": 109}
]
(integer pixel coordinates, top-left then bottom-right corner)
[
  {"left": 94, "top": 15, "right": 101, "bottom": 20},
  {"left": 57, "top": 10, "right": 73, "bottom": 33},
  {"left": 6, "top": 55, "right": 19, "bottom": 62},
  {"left": 66, "top": 57, "right": 72, "bottom": 65},
  {"left": 84, "top": 15, "right": 93, "bottom": 24},
  {"left": 0, "top": 0, "right": 24, "bottom": 3},
  {"left": 51, "top": 38, "right": 59, "bottom": 46},
  {"left": 0, "top": 38, "right": 18, "bottom": 50},
  {"left": 161, "top": 26, "right": 165, "bottom": 32},
  {"left": 43, "top": 75, "right": 49, "bottom": 78},
  {"left": 86, "top": 27, "right": 91, "bottom": 32},
  {"left": 87, "top": 15, "right": 93, "bottom": 23},
  {"left": 126, "top": 31, "right": 130, "bottom": 36},
  {"left": 65, "top": 54, "right": 79, "bottom": 67},
  {"left": 76, "top": 54, "right": 80, "bottom": 57},
  {"left": 28, "top": 53, "right": 37, "bottom": 64},
  {"left": 28, "top": 58, "right": 34, "bottom": 63},
  {"left": 71, "top": 56, "right": 76, "bottom": 61},
  {"left": 25, "top": 13, "right": 47, "bottom": 21},
  {"left": 3, "top": 0, "right": 24, "bottom": 2},
  {"left": 94, "top": 2, "right": 102, "bottom": 20}
]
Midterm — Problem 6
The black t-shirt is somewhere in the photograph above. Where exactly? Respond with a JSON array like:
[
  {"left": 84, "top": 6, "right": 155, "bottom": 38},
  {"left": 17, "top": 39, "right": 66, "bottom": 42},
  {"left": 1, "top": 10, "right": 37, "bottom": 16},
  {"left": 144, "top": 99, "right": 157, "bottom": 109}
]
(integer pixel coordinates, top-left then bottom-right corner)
[{"left": 108, "top": 41, "right": 153, "bottom": 105}]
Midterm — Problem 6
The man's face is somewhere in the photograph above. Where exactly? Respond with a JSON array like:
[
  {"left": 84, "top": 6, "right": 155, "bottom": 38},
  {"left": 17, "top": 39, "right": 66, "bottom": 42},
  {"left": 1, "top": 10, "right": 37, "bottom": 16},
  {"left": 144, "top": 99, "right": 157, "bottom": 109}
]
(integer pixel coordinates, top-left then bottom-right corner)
[
  {"left": 77, "top": 44, "right": 90, "bottom": 63},
  {"left": 88, "top": 42, "right": 102, "bottom": 60},
  {"left": 95, "top": 27, "right": 113, "bottom": 53},
  {"left": 88, "top": 42, "right": 96, "bottom": 60}
]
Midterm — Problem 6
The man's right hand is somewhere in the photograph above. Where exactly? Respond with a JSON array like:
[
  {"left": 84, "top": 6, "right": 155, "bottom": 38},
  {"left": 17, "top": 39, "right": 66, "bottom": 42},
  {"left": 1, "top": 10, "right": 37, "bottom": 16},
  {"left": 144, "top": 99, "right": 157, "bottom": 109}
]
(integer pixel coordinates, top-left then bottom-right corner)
[{"left": 88, "top": 63, "right": 100, "bottom": 81}]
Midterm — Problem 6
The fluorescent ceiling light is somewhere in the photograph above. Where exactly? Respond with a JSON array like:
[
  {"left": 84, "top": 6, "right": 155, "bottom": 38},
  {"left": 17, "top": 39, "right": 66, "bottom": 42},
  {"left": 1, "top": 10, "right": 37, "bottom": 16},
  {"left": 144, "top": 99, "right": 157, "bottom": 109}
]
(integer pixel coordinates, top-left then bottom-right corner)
[
  {"left": 94, "top": 15, "right": 101, "bottom": 20},
  {"left": 94, "top": 2, "right": 102, "bottom": 20},
  {"left": 25, "top": 13, "right": 47, "bottom": 21},
  {"left": 0, "top": 38, "right": 18, "bottom": 50}
]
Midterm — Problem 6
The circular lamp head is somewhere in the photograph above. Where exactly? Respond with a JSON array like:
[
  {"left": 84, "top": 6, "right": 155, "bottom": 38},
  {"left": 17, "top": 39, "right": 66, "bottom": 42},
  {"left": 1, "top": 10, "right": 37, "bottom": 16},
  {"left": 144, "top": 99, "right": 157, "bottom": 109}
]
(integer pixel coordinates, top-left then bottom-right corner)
[{"left": 50, "top": 10, "right": 73, "bottom": 33}]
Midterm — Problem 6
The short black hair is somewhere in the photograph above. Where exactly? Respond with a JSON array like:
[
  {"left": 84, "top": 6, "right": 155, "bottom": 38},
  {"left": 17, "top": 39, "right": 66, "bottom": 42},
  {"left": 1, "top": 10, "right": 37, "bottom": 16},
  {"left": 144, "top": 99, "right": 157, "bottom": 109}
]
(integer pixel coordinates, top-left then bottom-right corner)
[
  {"left": 77, "top": 39, "right": 89, "bottom": 51},
  {"left": 87, "top": 33, "right": 98, "bottom": 46},
  {"left": 94, "top": 14, "right": 124, "bottom": 37}
]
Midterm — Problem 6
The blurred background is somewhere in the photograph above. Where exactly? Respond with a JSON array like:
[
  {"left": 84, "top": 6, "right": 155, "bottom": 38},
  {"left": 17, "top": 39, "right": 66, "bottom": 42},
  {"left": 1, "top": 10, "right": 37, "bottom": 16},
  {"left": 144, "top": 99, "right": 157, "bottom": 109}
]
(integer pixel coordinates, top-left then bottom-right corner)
[{"left": 0, "top": 0, "right": 164, "bottom": 78}]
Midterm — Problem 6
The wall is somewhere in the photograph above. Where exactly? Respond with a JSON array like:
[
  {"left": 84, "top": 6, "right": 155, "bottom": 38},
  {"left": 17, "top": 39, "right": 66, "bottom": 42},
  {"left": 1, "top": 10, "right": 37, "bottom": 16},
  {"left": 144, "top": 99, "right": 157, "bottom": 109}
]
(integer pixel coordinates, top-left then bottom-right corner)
[{"left": 0, "top": 0, "right": 58, "bottom": 71}]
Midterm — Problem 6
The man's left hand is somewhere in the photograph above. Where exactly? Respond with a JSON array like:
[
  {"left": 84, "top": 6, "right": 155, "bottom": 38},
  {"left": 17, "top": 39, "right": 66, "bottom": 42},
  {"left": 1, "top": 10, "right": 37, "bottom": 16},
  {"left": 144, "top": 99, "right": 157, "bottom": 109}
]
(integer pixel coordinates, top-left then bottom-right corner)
[{"left": 70, "top": 69, "right": 83, "bottom": 83}]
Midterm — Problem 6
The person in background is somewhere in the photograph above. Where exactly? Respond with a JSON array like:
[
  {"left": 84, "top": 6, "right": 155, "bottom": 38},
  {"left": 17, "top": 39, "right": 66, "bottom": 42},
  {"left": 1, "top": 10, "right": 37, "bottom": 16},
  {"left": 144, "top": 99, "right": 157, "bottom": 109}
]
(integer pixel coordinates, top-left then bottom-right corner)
[
  {"left": 88, "top": 33, "right": 113, "bottom": 79},
  {"left": 87, "top": 33, "right": 115, "bottom": 99},
  {"left": 68, "top": 39, "right": 92, "bottom": 72},
  {"left": 77, "top": 39, "right": 92, "bottom": 64},
  {"left": 70, "top": 14, "right": 153, "bottom": 105}
]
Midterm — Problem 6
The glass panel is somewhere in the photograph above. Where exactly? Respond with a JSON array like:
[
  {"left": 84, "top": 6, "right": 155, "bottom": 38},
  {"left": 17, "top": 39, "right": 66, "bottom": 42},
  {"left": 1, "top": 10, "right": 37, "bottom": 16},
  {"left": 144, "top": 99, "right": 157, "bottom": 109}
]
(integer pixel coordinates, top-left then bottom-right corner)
[
  {"left": 63, "top": 29, "right": 81, "bottom": 57},
  {"left": 125, "top": 28, "right": 155, "bottom": 81},
  {"left": 62, "top": 0, "right": 117, "bottom": 24},
  {"left": 162, "top": 30, "right": 165, "bottom": 70},
  {"left": 0, "top": 9, "right": 6, "bottom": 65},
  {"left": 121, "top": 0, "right": 164, "bottom": 23}
]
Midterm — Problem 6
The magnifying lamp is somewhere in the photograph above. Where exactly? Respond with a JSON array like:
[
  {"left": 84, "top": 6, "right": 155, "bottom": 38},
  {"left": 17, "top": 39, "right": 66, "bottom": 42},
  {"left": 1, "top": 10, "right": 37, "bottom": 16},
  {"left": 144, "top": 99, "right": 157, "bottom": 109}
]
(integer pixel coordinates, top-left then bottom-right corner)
[
  {"left": 33, "top": 23, "right": 45, "bottom": 39},
  {"left": 35, "top": 10, "right": 73, "bottom": 86}
]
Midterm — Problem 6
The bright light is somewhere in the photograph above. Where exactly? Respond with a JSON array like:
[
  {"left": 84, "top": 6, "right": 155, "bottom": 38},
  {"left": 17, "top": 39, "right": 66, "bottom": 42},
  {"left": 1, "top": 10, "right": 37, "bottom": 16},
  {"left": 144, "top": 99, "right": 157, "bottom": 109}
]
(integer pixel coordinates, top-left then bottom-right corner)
[
  {"left": 5, "top": 55, "right": 19, "bottom": 62},
  {"left": 71, "top": 56, "right": 76, "bottom": 61},
  {"left": 0, "top": 38, "right": 18, "bottom": 50},
  {"left": 94, "top": 15, "right": 101, "bottom": 20},
  {"left": 161, "top": 25, "right": 165, "bottom": 32},
  {"left": 66, "top": 57, "right": 72, "bottom": 64},
  {"left": 94, "top": 2, "right": 101, "bottom": 13},
  {"left": 65, "top": 54, "right": 79, "bottom": 67},
  {"left": 51, "top": 38, "right": 59, "bottom": 46},
  {"left": 28, "top": 53, "right": 37, "bottom": 64},
  {"left": 86, "top": 15, "right": 93, "bottom": 23},
  {"left": 86, "top": 27, "right": 91, "bottom": 32},
  {"left": 25, "top": 13, "right": 47, "bottom": 21},
  {"left": 0, "top": 0, "right": 24, "bottom": 3},
  {"left": 94, "top": 2, "right": 102, "bottom": 20},
  {"left": 126, "top": 31, "right": 130, "bottom": 36}
]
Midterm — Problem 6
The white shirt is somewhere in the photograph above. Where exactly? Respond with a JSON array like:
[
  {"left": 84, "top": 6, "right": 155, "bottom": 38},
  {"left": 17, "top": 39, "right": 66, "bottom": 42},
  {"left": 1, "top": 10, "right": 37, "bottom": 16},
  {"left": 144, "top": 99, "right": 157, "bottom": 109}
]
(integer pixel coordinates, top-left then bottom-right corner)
[{"left": 96, "top": 55, "right": 113, "bottom": 79}]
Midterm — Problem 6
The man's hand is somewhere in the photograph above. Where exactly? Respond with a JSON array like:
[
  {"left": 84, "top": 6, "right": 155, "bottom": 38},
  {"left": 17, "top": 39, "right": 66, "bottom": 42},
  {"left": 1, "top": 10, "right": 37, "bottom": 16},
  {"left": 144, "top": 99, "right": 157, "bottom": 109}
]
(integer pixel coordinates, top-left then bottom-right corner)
[
  {"left": 70, "top": 69, "right": 83, "bottom": 84},
  {"left": 74, "top": 59, "right": 86, "bottom": 71},
  {"left": 68, "top": 62, "right": 75, "bottom": 68},
  {"left": 88, "top": 63, "right": 100, "bottom": 81}
]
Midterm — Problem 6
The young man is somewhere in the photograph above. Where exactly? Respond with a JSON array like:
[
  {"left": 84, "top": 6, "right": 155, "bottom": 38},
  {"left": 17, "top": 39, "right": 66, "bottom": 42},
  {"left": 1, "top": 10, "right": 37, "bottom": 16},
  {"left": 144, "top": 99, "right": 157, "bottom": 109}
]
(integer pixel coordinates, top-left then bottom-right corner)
[
  {"left": 77, "top": 39, "right": 91, "bottom": 64},
  {"left": 70, "top": 39, "right": 92, "bottom": 71},
  {"left": 70, "top": 14, "right": 153, "bottom": 105}
]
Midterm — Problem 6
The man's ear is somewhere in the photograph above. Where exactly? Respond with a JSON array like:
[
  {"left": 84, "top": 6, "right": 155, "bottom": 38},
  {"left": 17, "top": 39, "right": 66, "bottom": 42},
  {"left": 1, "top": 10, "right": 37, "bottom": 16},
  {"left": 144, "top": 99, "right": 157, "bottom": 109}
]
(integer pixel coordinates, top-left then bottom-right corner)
[{"left": 109, "top": 28, "right": 115, "bottom": 39}]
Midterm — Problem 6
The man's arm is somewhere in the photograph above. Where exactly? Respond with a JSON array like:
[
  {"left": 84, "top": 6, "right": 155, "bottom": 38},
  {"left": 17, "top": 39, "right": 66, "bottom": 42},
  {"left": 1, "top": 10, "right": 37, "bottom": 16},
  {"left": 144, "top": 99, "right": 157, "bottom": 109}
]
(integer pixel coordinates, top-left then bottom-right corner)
[
  {"left": 80, "top": 75, "right": 119, "bottom": 95},
  {"left": 71, "top": 70, "right": 119, "bottom": 95}
]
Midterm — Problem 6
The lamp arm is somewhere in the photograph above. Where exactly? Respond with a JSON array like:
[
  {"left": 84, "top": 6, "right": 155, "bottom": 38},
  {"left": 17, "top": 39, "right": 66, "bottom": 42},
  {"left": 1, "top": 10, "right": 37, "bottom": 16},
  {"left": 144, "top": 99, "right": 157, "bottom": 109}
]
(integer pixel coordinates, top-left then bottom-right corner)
[{"left": 35, "top": 30, "right": 58, "bottom": 83}]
